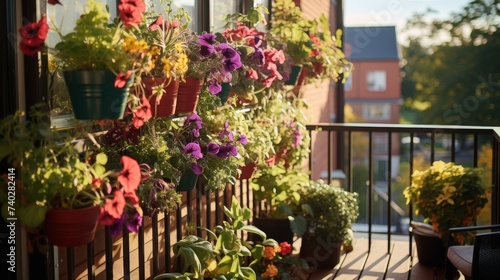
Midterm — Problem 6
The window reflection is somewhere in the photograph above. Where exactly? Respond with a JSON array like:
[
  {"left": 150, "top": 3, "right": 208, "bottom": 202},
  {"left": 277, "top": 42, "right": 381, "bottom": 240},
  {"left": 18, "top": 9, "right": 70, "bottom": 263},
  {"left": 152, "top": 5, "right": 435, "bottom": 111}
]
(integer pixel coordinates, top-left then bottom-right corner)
[{"left": 210, "top": 0, "right": 242, "bottom": 32}]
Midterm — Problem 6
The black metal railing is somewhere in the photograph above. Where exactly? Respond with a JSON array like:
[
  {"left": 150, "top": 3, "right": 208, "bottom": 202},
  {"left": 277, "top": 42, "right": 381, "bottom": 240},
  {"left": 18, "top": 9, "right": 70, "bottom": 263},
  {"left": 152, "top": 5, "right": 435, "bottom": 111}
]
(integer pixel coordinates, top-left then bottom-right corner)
[
  {"left": 36, "top": 123, "right": 500, "bottom": 279},
  {"left": 306, "top": 123, "right": 500, "bottom": 254}
]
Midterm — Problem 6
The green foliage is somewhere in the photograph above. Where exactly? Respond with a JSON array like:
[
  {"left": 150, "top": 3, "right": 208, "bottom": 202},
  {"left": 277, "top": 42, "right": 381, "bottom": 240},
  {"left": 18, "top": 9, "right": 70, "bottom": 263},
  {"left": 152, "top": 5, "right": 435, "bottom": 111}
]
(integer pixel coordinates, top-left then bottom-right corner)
[
  {"left": 53, "top": 0, "right": 132, "bottom": 72},
  {"left": 401, "top": 0, "right": 500, "bottom": 125},
  {"left": 0, "top": 108, "right": 108, "bottom": 228},
  {"left": 154, "top": 196, "right": 277, "bottom": 280},
  {"left": 300, "top": 180, "right": 359, "bottom": 243},
  {"left": 269, "top": 0, "right": 313, "bottom": 65}
]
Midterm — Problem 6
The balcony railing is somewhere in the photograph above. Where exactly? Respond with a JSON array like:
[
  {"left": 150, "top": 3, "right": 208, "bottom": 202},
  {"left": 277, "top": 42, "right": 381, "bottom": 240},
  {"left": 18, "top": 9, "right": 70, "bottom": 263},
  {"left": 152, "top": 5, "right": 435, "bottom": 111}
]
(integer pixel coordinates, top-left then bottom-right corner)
[{"left": 23, "top": 123, "right": 500, "bottom": 279}]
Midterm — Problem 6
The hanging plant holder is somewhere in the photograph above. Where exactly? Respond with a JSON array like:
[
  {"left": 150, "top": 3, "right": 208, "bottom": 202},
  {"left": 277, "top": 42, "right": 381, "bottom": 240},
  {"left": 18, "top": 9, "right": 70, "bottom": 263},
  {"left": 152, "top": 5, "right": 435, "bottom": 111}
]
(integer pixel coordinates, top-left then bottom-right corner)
[{"left": 64, "top": 70, "right": 133, "bottom": 120}]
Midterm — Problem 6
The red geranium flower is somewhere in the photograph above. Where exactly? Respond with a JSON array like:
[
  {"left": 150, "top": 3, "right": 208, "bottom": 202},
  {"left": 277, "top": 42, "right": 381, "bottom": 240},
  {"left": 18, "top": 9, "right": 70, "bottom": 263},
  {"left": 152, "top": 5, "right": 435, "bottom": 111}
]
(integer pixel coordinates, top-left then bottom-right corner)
[
  {"left": 47, "top": 0, "right": 62, "bottom": 5},
  {"left": 132, "top": 96, "right": 152, "bottom": 128},
  {"left": 120, "top": 0, "right": 146, "bottom": 13},
  {"left": 118, "top": 1, "right": 144, "bottom": 27},
  {"left": 118, "top": 156, "right": 141, "bottom": 193},
  {"left": 149, "top": 15, "right": 164, "bottom": 31},
  {"left": 114, "top": 71, "right": 132, "bottom": 89},
  {"left": 18, "top": 15, "right": 49, "bottom": 55},
  {"left": 279, "top": 242, "right": 293, "bottom": 255},
  {"left": 124, "top": 191, "right": 140, "bottom": 206},
  {"left": 103, "top": 190, "right": 126, "bottom": 219}
]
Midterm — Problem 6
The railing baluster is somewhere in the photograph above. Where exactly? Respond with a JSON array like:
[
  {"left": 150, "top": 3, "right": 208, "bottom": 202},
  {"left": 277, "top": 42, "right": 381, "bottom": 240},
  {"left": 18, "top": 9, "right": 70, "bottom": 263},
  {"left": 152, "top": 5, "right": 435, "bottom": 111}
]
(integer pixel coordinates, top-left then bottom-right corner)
[
  {"left": 105, "top": 228, "right": 113, "bottom": 279},
  {"left": 123, "top": 230, "right": 130, "bottom": 279},
  {"left": 409, "top": 132, "right": 415, "bottom": 256},
  {"left": 327, "top": 130, "right": 332, "bottom": 184},
  {"left": 387, "top": 132, "right": 392, "bottom": 254},
  {"left": 347, "top": 131, "right": 352, "bottom": 192},
  {"left": 138, "top": 222, "right": 145, "bottom": 280},
  {"left": 451, "top": 133, "right": 456, "bottom": 162},
  {"left": 368, "top": 131, "right": 373, "bottom": 251},
  {"left": 152, "top": 213, "right": 159, "bottom": 276},
  {"left": 87, "top": 241, "right": 95, "bottom": 279},
  {"left": 164, "top": 212, "right": 171, "bottom": 271},
  {"left": 176, "top": 202, "right": 182, "bottom": 271},
  {"left": 67, "top": 247, "right": 75, "bottom": 280}
]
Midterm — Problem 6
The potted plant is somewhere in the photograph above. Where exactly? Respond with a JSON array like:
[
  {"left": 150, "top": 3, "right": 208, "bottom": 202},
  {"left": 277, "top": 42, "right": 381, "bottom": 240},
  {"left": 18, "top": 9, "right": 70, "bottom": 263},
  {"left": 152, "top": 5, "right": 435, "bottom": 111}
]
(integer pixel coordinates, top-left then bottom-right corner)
[
  {"left": 21, "top": 0, "right": 151, "bottom": 120},
  {"left": 305, "top": 15, "right": 353, "bottom": 84},
  {"left": 99, "top": 118, "right": 183, "bottom": 216},
  {"left": 269, "top": 0, "right": 313, "bottom": 85},
  {"left": 250, "top": 164, "right": 311, "bottom": 244},
  {"left": 154, "top": 196, "right": 274, "bottom": 280},
  {"left": 403, "top": 160, "right": 488, "bottom": 267},
  {"left": 0, "top": 109, "right": 144, "bottom": 246},
  {"left": 130, "top": 0, "right": 192, "bottom": 117},
  {"left": 299, "top": 180, "right": 359, "bottom": 268}
]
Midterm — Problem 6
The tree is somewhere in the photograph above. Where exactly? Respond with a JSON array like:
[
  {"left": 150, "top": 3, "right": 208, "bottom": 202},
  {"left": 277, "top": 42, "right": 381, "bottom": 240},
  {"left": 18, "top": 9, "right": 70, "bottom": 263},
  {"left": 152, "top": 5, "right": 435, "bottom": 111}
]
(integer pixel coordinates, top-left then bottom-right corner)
[{"left": 401, "top": 0, "right": 500, "bottom": 125}]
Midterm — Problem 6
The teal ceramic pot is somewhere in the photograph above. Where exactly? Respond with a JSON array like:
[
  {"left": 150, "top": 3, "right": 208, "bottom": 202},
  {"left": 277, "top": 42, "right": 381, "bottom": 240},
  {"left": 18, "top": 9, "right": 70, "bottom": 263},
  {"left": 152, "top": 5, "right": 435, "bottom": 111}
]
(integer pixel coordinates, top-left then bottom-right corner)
[
  {"left": 177, "top": 169, "right": 198, "bottom": 191},
  {"left": 284, "top": 65, "right": 303, "bottom": 86},
  {"left": 64, "top": 70, "right": 133, "bottom": 120}
]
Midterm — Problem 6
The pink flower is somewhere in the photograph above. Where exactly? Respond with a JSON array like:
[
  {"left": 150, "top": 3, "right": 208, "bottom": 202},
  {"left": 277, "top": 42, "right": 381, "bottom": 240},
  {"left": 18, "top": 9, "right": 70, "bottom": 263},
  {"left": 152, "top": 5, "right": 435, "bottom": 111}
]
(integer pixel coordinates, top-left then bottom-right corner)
[
  {"left": 114, "top": 71, "right": 132, "bottom": 89},
  {"left": 118, "top": 156, "right": 141, "bottom": 193},
  {"left": 279, "top": 242, "right": 293, "bottom": 255},
  {"left": 247, "top": 69, "right": 258, "bottom": 80},
  {"left": 18, "top": 15, "right": 49, "bottom": 55},
  {"left": 118, "top": 0, "right": 145, "bottom": 27},
  {"left": 103, "top": 190, "right": 126, "bottom": 220}
]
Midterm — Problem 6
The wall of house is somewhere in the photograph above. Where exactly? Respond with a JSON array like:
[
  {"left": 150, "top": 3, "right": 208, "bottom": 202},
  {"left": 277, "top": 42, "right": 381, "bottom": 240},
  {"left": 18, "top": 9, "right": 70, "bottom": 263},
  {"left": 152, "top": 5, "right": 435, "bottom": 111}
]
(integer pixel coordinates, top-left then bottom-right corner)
[{"left": 297, "top": 0, "right": 340, "bottom": 180}]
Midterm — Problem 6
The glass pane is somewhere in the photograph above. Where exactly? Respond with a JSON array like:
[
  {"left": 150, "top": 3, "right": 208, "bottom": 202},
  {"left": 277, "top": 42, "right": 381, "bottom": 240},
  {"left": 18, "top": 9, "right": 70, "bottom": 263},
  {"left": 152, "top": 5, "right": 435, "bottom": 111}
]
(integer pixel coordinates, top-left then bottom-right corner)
[
  {"left": 172, "top": 0, "right": 199, "bottom": 31},
  {"left": 209, "top": 0, "right": 242, "bottom": 32}
]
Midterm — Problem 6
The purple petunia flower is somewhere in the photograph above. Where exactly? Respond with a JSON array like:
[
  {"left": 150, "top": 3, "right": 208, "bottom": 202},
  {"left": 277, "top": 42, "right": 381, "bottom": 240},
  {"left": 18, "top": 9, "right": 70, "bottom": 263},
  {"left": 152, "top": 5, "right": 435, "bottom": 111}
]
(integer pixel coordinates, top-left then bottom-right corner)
[
  {"left": 125, "top": 211, "right": 142, "bottom": 233},
  {"left": 238, "top": 134, "right": 248, "bottom": 145},
  {"left": 223, "top": 57, "right": 242, "bottom": 73},
  {"left": 199, "top": 33, "right": 216, "bottom": 45},
  {"left": 190, "top": 162, "right": 204, "bottom": 175},
  {"left": 192, "top": 128, "right": 200, "bottom": 138},
  {"left": 207, "top": 142, "right": 220, "bottom": 154},
  {"left": 252, "top": 47, "right": 265, "bottom": 65},
  {"left": 109, "top": 214, "right": 126, "bottom": 237},
  {"left": 216, "top": 145, "right": 231, "bottom": 159},
  {"left": 228, "top": 144, "right": 238, "bottom": 156},
  {"left": 200, "top": 44, "right": 215, "bottom": 56},
  {"left": 207, "top": 78, "right": 222, "bottom": 94},
  {"left": 185, "top": 112, "right": 202, "bottom": 129},
  {"left": 219, "top": 130, "right": 234, "bottom": 141},
  {"left": 184, "top": 142, "right": 203, "bottom": 159}
]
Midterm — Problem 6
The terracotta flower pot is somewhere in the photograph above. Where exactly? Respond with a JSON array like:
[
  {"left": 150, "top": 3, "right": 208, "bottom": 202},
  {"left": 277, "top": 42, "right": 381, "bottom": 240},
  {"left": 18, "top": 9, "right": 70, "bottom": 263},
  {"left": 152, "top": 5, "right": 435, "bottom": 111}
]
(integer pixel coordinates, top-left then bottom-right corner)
[
  {"left": 142, "top": 77, "right": 180, "bottom": 117},
  {"left": 176, "top": 77, "right": 204, "bottom": 114},
  {"left": 44, "top": 205, "right": 100, "bottom": 247},
  {"left": 238, "top": 162, "right": 257, "bottom": 180}
]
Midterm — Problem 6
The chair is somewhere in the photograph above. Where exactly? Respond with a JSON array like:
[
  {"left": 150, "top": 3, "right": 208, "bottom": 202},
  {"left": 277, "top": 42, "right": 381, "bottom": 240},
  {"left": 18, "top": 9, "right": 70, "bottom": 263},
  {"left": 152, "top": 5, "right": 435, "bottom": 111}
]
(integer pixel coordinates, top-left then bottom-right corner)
[{"left": 445, "top": 224, "right": 500, "bottom": 280}]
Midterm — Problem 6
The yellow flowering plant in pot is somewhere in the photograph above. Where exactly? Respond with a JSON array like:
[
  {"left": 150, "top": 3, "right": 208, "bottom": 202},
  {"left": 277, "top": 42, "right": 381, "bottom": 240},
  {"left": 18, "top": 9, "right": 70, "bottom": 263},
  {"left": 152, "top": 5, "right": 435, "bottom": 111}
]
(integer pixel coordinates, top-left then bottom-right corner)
[
  {"left": 404, "top": 160, "right": 488, "bottom": 244},
  {"left": 131, "top": 0, "right": 191, "bottom": 117}
]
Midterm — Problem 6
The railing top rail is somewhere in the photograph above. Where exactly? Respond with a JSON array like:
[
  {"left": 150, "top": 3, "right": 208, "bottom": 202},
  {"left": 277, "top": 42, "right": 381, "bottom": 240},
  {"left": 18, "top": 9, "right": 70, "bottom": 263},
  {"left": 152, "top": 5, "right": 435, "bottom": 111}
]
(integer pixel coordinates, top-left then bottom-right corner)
[{"left": 306, "top": 123, "right": 500, "bottom": 134}]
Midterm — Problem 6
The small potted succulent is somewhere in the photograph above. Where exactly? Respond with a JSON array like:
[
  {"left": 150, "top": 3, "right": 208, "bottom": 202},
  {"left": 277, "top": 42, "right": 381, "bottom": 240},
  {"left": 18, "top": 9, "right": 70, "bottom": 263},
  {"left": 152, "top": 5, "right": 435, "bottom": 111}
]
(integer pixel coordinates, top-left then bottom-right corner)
[
  {"left": 299, "top": 180, "right": 359, "bottom": 268},
  {"left": 404, "top": 160, "right": 488, "bottom": 267}
]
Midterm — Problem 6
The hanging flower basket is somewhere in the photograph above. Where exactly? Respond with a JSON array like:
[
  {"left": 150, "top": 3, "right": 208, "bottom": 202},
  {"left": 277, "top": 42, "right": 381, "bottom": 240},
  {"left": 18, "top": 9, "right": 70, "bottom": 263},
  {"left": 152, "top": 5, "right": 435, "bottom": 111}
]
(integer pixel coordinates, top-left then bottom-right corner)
[
  {"left": 142, "top": 77, "right": 180, "bottom": 117},
  {"left": 218, "top": 83, "right": 232, "bottom": 105},
  {"left": 175, "top": 77, "right": 204, "bottom": 114},
  {"left": 44, "top": 205, "right": 100, "bottom": 247},
  {"left": 177, "top": 169, "right": 198, "bottom": 192},
  {"left": 64, "top": 70, "right": 133, "bottom": 120},
  {"left": 284, "top": 65, "right": 303, "bottom": 86}
]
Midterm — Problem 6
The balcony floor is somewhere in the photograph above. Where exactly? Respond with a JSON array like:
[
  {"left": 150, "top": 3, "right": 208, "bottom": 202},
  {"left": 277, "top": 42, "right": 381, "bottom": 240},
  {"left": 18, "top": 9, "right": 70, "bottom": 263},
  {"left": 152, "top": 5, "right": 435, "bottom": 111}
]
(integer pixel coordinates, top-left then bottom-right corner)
[{"left": 300, "top": 234, "right": 464, "bottom": 280}]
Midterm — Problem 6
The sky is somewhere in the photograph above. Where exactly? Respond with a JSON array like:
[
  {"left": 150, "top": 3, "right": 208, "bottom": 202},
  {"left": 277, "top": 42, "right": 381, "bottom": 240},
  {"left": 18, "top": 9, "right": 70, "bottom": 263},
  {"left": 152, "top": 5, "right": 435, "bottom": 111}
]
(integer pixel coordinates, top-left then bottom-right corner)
[{"left": 345, "top": 0, "right": 471, "bottom": 44}]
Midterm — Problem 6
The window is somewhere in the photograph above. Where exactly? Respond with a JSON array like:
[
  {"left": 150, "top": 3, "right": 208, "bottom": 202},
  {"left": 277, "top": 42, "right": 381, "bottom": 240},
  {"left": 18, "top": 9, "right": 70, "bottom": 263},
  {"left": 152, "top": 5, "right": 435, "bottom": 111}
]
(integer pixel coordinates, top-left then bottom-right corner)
[
  {"left": 344, "top": 75, "right": 352, "bottom": 91},
  {"left": 210, "top": 0, "right": 242, "bottom": 32},
  {"left": 363, "top": 104, "right": 390, "bottom": 120},
  {"left": 366, "top": 70, "right": 386, "bottom": 91},
  {"left": 173, "top": 0, "right": 200, "bottom": 32}
]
